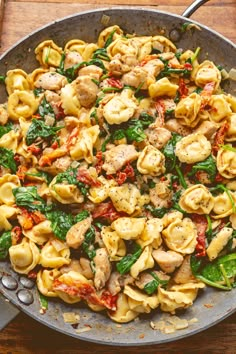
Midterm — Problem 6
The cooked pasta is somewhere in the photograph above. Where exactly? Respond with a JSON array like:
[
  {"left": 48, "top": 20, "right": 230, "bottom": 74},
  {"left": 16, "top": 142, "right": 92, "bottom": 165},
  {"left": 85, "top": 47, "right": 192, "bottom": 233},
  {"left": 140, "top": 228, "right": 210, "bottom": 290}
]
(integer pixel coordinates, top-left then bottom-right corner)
[{"left": 0, "top": 25, "right": 235, "bottom": 324}]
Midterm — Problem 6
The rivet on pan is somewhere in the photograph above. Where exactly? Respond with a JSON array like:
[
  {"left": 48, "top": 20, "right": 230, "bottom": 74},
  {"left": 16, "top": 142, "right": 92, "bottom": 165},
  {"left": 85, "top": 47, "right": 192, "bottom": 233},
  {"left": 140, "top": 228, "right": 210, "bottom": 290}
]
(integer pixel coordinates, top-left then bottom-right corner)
[
  {"left": 169, "top": 29, "right": 181, "bottom": 42},
  {"left": 1, "top": 275, "right": 18, "bottom": 290},
  {"left": 17, "top": 289, "right": 34, "bottom": 305},
  {"left": 19, "top": 276, "right": 35, "bottom": 289}
]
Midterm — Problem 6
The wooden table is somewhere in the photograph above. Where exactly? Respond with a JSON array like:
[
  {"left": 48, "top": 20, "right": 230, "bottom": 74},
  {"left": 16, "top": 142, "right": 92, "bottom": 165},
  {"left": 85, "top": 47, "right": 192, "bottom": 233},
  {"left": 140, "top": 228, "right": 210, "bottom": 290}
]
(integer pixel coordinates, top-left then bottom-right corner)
[{"left": 0, "top": 0, "right": 236, "bottom": 353}]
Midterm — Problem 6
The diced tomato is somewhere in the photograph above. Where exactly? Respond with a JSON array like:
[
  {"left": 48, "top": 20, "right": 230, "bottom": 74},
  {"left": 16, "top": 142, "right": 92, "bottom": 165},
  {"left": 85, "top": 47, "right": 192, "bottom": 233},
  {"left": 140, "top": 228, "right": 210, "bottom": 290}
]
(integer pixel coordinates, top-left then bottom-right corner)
[
  {"left": 212, "top": 121, "right": 229, "bottom": 155},
  {"left": 30, "top": 211, "right": 46, "bottom": 225},
  {"left": 77, "top": 168, "right": 101, "bottom": 187},
  {"left": 200, "top": 82, "right": 215, "bottom": 110},
  {"left": 66, "top": 127, "right": 79, "bottom": 149},
  {"left": 94, "top": 151, "right": 104, "bottom": 174},
  {"left": 51, "top": 140, "right": 59, "bottom": 149},
  {"left": 140, "top": 55, "right": 158, "bottom": 66},
  {"left": 18, "top": 208, "right": 34, "bottom": 230},
  {"left": 92, "top": 201, "right": 126, "bottom": 222},
  {"left": 27, "top": 270, "right": 38, "bottom": 280},
  {"left": 16, "top": 165, "right": 28, "bottom": 181},
  {"left": 32, "top": 114, "right": 41, "bottom": 119},
  {"left": 11, "top": 226, "right": 22, "bottom": 245},
  {"left": 179, "top": 78, "right": 188, "bottom": 98},
  {"left": 54, "top": 102, "right": 66, "bottom": 120},
  {"left": 155, "top": 99, "right": 165, "bottom": 125},
  {"left": 215, "top": 172, "right": 224, "bottom": 183},
  {"left": 191, "top": 214, "right": 208, "bottom": 257},
  {"left": 106, "top": 77, "right": 123, "bottom": 89},
  {"left": 100, "top": 290, "right": 118, "bottom": 311},
  {"left": 27, "top": 144, "right": 42, "bottom": 155},
  {"left": 115, "top": 163, "right": 135, "bottom": 185},
  {"left": 184, "top": 62, "right": 193, "bottom": 71}
]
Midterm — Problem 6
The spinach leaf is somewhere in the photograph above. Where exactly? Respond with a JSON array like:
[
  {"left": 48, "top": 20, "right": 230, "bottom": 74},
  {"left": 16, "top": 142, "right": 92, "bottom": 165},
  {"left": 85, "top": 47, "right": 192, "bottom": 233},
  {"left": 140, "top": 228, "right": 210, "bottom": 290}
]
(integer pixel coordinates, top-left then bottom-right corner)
[
  {"left": 38, "top": 97, "right": 55, "bottom": 118},
  {"left": 210, "top": 184, "right": 236, "bottom": 213},
  {"left": 33, "top": 88, "right": 44, "bottom": 97},
  {"left": 0, "top": 121, "right": 13, "bottom": 139},
  {"left": 175, "top": 165, "right": 187, "bottom": 189},
  {"left": 0, "top": 230, "right": 12, "bottom": 259},
  {"left": 74, "top": 210, "right": 90, "bottom": 223},
  {"left": 0, "top": 147, "right": 16, "bottom": 173},
  {"left": 55, "top": 167, "right": 89, "bottom": 196},
  {"left": 46, "top": 210, "right": 74, "bottom": 240},
  {"left": 188, "top": 155, "right": 217, "bottom": 182},
  {"left": 26, "top": 119, "right": 62, "bottom": 145},
  {"left": 139, "top": 112, "right": 154, "bottom": 127},
  {"left": 0, "top": 75, "right": 5, "bottom": 83},
  {"left": 92, "top": 48, "right": 110, "bottom": 61},
  {"left": 116, "top": 244, "right": 142, "bottom": 274},
  {"left": 82, "top": 226, "right": 96, "bottom": 259},
  {"left": 125, "top": 120, "right": 146, "bottom": 143},
  {"left": 25, "top": 170, "right": 53, "bottom": 183},
  {"left": 13, "top": 186, "right": 51, "bottom": 212},
  {"left": 39, "top": 291, "right": 48, "bottom": 310},
  {"left": 144, "top": 272, "right": 169, "bottom": 295},
  {"left": 190, "top": 254, "right": 236, "bottom": 290},
  {"left": 104, "top": 29, "right": 116, "bottom": 48},
  {"left": 145, "top": 204, "right": 168, "bottom": 218},
  {"left": 162, "top": 133, "right": 182, "bottom": 171}
]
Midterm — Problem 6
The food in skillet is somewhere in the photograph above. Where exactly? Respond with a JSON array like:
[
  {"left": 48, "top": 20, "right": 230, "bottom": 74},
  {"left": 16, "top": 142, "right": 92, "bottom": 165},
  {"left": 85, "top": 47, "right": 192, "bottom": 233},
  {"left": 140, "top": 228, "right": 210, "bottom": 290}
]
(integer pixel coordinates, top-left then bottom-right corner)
[{"left": 0, "top": 25, "right": 236, "bottom": 323}]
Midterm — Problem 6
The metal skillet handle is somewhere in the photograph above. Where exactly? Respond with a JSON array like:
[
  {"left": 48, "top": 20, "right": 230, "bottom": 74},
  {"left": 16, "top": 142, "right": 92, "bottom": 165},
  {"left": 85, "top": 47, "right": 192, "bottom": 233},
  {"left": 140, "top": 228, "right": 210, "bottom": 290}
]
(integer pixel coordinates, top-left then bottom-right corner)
[
  {"left": 0, "top": 293, "right": 19, "bottom": 331},
  {"left": 182, "top": 0, "right": 210, "bottom": 18}
]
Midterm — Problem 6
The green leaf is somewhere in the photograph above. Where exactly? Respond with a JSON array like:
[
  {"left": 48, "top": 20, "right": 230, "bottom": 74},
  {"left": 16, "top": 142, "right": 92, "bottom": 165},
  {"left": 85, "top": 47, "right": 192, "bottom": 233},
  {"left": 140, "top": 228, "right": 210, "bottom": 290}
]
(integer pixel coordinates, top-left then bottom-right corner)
[
  {"left": 0, "top": 121, "right": 13, "bottom": 139},
  {"left": 104, "top": 29, "right": 116, "bottom": 48},
  {"left": 0, "top": 147, "right": 16, "bottom": 173},
  {"left": 83, "top": 226, "right": 96, "bottom": 259},
  {"left": 92, "top": 48, "right": 110, "bottom": 61},
  {"left": 139, "top": 112, "right": 154, "bottom": 127},
  {"left": 25, "top": 171, "right": 53, "bottom": 184},
  {"left": 46, "top": 210, "right": 74, "bottom": 240},
  {"left": 39, "top": 291, "right": 48, "bottom": 310},
  {"left": 0, "top": 75, "right": 6, "bottom": 83},
  {"left": 162, "top": 133, "right": 182, "bottom": 171},
  {"left": 188, "top": 155, "right": 217, "bottom": 182},
  {"left": 0, "top": 231, "right": 12, "bottom": 259},
  {"left": 74, "top": 210, "right": 90, "bottom": 223},
  {"left": 13, "top": 186, "right": 51, "bottom": 212},
  {"left": 26, "top": 119, "right": 62, "bottom": 145},
  {"left": 210, "top": 184, "right": 236, "bottom": 213},
  {"left": 144, "top": 272, "right": 169, "bottom": 295},
  {"left": 38, "top": 97, "right": 55, "bottom": 118},
  {"left": 145, "top": 204, "right": 167, "bottom": 218},
  {"left": 116, "top": 244, "right": 142, "bottom": 274},
  {"left": 125, "top": 120, "right": 146, "bottom": 143}
]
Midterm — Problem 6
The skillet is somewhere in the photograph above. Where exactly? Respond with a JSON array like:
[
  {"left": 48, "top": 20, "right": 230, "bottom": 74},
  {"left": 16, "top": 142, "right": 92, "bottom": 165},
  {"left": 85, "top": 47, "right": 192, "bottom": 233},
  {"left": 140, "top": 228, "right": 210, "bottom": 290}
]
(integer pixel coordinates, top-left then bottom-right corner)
[{"left": 0, "top": 0, "right": 236, "bottom": 346}]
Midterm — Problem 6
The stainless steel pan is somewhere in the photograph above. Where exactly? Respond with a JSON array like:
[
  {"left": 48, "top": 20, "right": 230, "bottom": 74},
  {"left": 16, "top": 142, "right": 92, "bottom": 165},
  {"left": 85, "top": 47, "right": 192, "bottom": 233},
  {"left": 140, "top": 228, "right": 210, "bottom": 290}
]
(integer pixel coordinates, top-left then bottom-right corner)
[{"left": 0, "top": 0, "right": 235, "bottom": 346}]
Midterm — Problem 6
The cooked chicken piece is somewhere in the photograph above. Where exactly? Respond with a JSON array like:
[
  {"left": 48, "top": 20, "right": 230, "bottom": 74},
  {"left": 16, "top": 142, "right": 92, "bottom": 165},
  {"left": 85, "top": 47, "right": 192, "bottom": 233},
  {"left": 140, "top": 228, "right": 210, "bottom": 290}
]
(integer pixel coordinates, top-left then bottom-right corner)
[
  {"left": 135, "top": 271, "right": 170, "bottom": 290},
  {"left": 93, "top": 248, "right": 111, "bottom": 290},
  {"left": 194, "top": 120, "right": 218, "bottom": 140},
  {"left": 152, "top": 249, "right": 183, "bottom": 273},
  {"left": 150, "top": 180, "right": 172, "bottom": 208},
  {"left": 64, "top": 51, "right": 83, "bottom": 70},
  {"left": 107, "top": 271, "right": 134, "bottom": 295},
  {"left": 60, "top": 258, "right": 94, "bottom": 279},
  {"left": 142, "top": 59, "right": 164, "bottom": 77},
  {"left": 74, "top": 75, "right": 99, "bottom": 107},
  {"left": 38, "top": 155, "right": 72, "bottom": 176},
  {"left": 0, "top": 104, "right": 8, "bottom": 125},
  {"left": 34, "top": 72, "right": 67, "bottom": 90},
  {"left": 121, "top": 66, "right": 151, "bottom": 89},
  {"left": 157, "top": 52, "right": 175, "bottom": 61},
  {"left": 146, "top": 126, "right": 172, "bottom": 149},
  {"left": 173, "top": 255, "right": 196, "bottom": 284},
  {"left": 66, "top": 217, "right": 92, "bottom": 249},
  {"left": 44, "top": 90, "right": 61, "bottom": 104},
  {"left": 165, "top": 118, "right": 192, "bottom": 136},
  {"left": 102, "top": 144, "right": 138, "bottom": 174},
  {"left": 108, "top": 54, "right": 138, "bottom": 75},
  {"left": 79, "top": 65, "right": 103, "bottom": 80}
]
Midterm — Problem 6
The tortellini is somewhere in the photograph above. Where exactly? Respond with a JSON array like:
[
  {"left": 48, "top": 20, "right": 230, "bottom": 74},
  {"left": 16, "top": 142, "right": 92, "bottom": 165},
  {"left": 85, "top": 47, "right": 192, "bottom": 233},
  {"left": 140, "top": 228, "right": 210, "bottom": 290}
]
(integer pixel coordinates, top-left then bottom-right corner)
[
  {"left": 225, "top": 113, "right": 236, "bottom": 141},
  {"left": 217, "top": 146, "right": 236, "bottom": 179},
  {"left": 148, "top": 77, "right": 178, "bottom": 98},
  {"left": 212, "top": 191, "right": 236, "bottom": 219},
  {"left": 111, "top": 217, "right": 146, "bottom": 240},
  {"left": 7, "top": 91, "right": 38, "bottom": 120},
  {"left": 39, "top": 239, "right": 70, "bottom": 268},
  {"left": 206, "top": 227, "right": 233, "bottom": 260},
  {"left": 5, "top": 69, "right": 31, "bottom": 95},
  {"left": 162, "top": 217, "right": 197, "bottom": 254},
  {"left": 9, "top": 237, "right": 40, "bottom": 274},
  {"left": 101, "top": 226, "right": 126, "bottom": 260},
  {"left": 35, "top": 40, "right": 63, "bottom": 68},
  {"left": 49, "top": 177, "right": 84, "bottom": 204},
  {"left": 195, "top": 60, "right": 221, "bottom": 89},
  {"left": 0, "top": 174, "right": 20, "bottom": 205},
  {"left": 103, "top": 89, "right": 137, "bottom": 125},
  {"left": 124, "top": 284, "right": 159, "bottom": 313},
  {"left": 175, "top": 93, "right": 201, "bottom": 127},
  {"left": 137, "top": 145, "right": 166, "bottom": 176},
  {"left": 175, "top": 133, "right": 212, "bottom": 164},
  {"left": 37, "top": 268, "right": 61, "bottom": 297},
  {"left": 108, "top": 293, "right": 139, "bottom": 323},
  {"left": 179, "top": 184, "right": 214, "bottom": 214},
  {"left": 130, "top": 245, "right": 154, "bottom": 278}
]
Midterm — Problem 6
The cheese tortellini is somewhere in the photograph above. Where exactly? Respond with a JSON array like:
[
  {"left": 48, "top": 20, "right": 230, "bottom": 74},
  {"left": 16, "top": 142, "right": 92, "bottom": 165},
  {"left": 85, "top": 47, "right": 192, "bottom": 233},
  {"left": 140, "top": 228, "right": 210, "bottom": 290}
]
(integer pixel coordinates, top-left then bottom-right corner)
[{"left": 175, "top": 133, "right": 212, "bottom": 164}]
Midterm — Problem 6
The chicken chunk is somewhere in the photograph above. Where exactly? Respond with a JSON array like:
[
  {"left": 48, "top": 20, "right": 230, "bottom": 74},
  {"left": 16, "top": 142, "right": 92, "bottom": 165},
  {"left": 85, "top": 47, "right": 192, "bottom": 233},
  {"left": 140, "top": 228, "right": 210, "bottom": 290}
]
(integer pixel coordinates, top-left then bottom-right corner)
[
  {"left": 60, "top": 258, "right": 94, "bottom": 279},
  {"left": 34, "top": 72, "right": 67, "bottom": 90},
  {"left": 64, "top": 51, "right": 83, "bottom": 70},
  {"left": 93, "top": 248, "right": 112, "bottom": 290},
  {"left": 194, "top": 120, "right": 218, "bottom": 140},
  {"left": 102, "top": 144, "right": 139, "bottom": 174},
  {"left": 79, "top": 65, "right": 103, "bottom": 80},
  {"left": 152, "top": 249, "right": 183, "bottom": 273},
  {"left": 150, "top": 180, "right": 173, "bottom": 208},
  {"left": 107, "top": 271, "right": 134, "bottom": 295},
  {"left": 74, "top": 75, "right": 99, "bottom": 107},
  {"left": 0, "top": 104, "right": 8, "bottom": 125},
  {"left": 135, "top": 270, "right": 170, "bottom": 290},
  {"left": 121, "top": 66, "right": 151, "bottom": 89},
  {"left": 142, "top": 58, "right": 164, "bottom": 77},
  {"left": 146, "top": 126, "right": 172, "bottom": 149},
  {"left": 66, "top": 217, "right": 92, "bottom": 249},
  {"left": 173, "top": 255, "right": 196, "bottom": 284},
  {"left": 165, "top": 118, "right": 192, "bottom": 136}
]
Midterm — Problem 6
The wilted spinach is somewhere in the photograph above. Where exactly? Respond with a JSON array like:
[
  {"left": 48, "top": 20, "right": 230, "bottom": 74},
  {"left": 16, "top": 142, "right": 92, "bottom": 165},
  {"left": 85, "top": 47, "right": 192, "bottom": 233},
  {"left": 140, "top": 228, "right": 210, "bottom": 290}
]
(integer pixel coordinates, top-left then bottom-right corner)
[
  {"left": 13, "top": 186, "right": 51, "bottom": 212},
  {"left": 0, "top": 230, "right": 12, "bottom": 259},
  {"left": 0, "top": 147, "right": 16, "bottom": 173},
  {"left": 187, "top": 155, "right": 217, "bottom": 182},
  {"left": 26, "top": 119, "right": 62, "bottom": 145},
  {"left": 144, "top": 272, "right": 169, "bottom": 295},
  {"left": 116, "top": 244, "right": 142, "bottom": 274}
]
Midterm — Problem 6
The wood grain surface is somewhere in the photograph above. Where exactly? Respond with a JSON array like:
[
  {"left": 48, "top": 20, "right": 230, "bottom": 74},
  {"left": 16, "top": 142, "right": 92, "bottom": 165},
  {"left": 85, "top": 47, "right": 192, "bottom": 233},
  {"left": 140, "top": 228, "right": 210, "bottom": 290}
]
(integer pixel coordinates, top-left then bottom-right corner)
[{"left": 0, "top": 1, "right": 236, "bottom": 353}]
